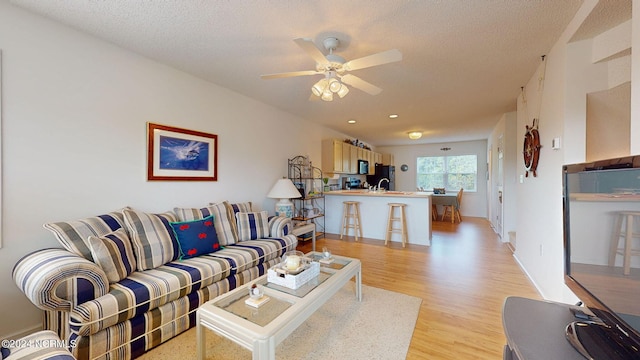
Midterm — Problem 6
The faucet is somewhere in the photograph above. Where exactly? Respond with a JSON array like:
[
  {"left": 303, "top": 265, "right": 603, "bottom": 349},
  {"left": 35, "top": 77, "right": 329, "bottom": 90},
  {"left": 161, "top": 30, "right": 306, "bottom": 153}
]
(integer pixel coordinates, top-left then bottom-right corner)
[{"left": 377, "top": 178, "right": 389, "bottom": 191}]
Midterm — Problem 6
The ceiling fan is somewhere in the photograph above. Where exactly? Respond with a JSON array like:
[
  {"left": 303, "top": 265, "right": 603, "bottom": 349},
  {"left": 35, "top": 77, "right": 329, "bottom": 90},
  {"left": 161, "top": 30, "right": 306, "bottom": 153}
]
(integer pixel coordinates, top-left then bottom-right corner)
[{"left": 260, "top": 37, "right": 402, "bottom": 101}]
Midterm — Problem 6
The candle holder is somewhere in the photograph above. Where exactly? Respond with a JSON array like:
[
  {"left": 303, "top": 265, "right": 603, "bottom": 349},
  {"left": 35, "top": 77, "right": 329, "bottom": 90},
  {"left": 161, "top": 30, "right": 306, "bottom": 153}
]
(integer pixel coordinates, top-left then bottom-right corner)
[{"left": 280, "top": 250, "right": 307, "bottom": 274}]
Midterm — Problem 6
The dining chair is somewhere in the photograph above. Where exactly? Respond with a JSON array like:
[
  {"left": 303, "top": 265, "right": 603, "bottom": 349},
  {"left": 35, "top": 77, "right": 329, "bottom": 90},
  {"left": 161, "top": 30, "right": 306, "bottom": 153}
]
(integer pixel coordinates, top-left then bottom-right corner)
[{"left": 441, "top": 188, "right": 463, "bottom": 223}]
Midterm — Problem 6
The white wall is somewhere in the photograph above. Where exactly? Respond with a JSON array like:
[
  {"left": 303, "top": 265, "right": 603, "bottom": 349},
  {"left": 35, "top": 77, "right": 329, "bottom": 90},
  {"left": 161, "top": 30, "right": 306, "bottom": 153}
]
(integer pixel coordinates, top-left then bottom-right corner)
[
  {"left": 376, "top": 140, "right": 488, "bottom": 218},
  {"left": 0, "top": 2, "right": 347, "bottom": 338},
  {"left": 511, "top": 0, "right": 640, "bottom": 302}
]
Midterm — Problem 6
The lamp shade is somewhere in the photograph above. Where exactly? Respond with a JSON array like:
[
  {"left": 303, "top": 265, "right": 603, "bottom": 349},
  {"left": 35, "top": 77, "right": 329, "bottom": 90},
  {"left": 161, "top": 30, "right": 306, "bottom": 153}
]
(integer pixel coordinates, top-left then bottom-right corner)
[
  {"left": 267, "top": 178, "right": 302, "bottom": 199},
  {"left": 267, "top": 178, "right": 302, "bottom": 218}
]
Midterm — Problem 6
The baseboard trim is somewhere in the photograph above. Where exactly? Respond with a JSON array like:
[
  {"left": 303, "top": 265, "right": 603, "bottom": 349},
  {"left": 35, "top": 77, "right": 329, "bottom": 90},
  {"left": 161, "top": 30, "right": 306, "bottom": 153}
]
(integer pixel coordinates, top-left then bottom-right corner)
[
  {"left": 1, "top": 323, "right": 42, "bottom": 340},
  {"left": 512, "top": 253, "right": 546, "bottom": 299}
]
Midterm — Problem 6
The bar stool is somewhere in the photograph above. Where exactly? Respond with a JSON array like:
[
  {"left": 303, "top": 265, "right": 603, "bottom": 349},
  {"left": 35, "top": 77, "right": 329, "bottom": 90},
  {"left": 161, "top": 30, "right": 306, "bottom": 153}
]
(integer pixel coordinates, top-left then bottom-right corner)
[
  {"left": 341, "top": 201, "right": 363, "bottom": 241},
  {"left": 386, "top": 203, "right": 408, "bottom": 247},
  {"left": 608, "top": 211, "right": 640, "bottom": 275}
]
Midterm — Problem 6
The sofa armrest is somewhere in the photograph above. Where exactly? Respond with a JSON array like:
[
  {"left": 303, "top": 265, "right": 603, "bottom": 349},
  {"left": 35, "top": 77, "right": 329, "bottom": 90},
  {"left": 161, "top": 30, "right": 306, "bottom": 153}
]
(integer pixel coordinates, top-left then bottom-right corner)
[
  {"left": 268, "top": 216, "right": 292, "bottom": 237},
  {"left": 13, "top": 248, "right": 109, "bottom": 312}
]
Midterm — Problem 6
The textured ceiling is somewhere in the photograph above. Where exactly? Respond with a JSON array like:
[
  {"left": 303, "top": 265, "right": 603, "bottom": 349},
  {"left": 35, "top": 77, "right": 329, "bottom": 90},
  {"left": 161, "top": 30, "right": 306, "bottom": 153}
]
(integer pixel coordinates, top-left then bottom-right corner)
[{"left": 11, "top": 0, "right": 594, "bottom": 146}]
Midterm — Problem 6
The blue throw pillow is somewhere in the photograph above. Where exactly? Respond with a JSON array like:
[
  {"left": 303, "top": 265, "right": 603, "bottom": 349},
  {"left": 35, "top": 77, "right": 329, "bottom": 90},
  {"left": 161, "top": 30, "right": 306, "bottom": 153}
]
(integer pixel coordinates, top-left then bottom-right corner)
[{"left": 170, "top": 215, "right": 221, "bottom": 259}]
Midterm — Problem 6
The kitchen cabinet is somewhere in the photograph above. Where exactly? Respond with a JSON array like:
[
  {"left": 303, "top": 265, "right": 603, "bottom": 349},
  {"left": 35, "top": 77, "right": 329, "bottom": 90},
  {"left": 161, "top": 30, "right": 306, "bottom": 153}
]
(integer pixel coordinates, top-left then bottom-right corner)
[
  {"left": 348, "top": 144, "right": 358, "bottom": 174},
  {"left": 288, "top": 155, "right": 325, "bottom": 242},
  {"left": 368, "top": 152, "right": 376, "bottom": 175},
  {"left": 322, "top": 139, "right": 379, "bottom": 175},
  {"left": 321, "top": 139, "right": 358, "bottom": 174},
  {"left": 373, "top": 152, "right": 382, "bottom": 165},
  {"left": 321, "top": 139, "right": 345, "bottom": 174},
  {"left": 382, "top": 153, "right": 394, "bottom": 166},
  {"left": 341, "top": 142, "right": 352, "bottom": 173}
]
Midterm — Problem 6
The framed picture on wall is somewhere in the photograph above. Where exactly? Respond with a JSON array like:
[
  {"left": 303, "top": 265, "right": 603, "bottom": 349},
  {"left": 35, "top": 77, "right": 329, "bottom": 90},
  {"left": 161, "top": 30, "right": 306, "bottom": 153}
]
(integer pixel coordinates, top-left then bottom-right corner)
[{"left": 147, "top": 122, "right": 218, "bottom": 181}]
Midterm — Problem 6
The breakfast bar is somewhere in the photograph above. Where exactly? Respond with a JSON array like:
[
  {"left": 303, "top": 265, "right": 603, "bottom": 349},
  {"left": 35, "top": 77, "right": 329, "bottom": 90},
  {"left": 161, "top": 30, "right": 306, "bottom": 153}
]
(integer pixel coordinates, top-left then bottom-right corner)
[{"left": 324, "top": 190, "right": 432, "bottom": 246}]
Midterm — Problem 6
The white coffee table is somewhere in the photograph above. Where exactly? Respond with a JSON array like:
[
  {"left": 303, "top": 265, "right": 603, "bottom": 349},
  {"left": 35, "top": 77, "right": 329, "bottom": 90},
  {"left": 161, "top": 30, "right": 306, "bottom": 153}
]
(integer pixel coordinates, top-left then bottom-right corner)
[{"left": 196, "top": 252, "right": 361, "bottom": 360}]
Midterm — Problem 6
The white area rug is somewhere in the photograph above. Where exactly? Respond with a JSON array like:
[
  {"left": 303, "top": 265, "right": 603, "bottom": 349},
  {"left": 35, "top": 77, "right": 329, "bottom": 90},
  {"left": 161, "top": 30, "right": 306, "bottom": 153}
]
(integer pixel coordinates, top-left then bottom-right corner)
[{"left": 139, "top": 283, "right": 422, "bottom": 359}]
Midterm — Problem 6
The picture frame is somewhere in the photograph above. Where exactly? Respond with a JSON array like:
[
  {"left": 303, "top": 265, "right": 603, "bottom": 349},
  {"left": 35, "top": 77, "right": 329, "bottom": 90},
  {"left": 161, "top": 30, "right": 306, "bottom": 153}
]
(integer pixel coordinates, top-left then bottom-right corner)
[
  {"left": 147, "top": 122, "right": 218, "bottom": 181},
  {"left": 0, "top": 50, "right": 3, "bottom": 248}
]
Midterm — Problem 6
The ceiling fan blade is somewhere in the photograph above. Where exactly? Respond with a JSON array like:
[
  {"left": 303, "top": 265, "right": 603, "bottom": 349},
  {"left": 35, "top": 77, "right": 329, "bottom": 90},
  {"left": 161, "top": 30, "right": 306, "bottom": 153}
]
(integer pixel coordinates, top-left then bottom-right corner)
[
  {"left": 294, "top": 38, "right": 329, "bottom": 65},
  {"left": 344, "top": 49, "right": 402, "bottom": 71},
  {"left": 261, "top": 70, "right": 322, "bottom": 80},
  {"left": 341, "top": 74, "right": 382, "bottom": 95}
]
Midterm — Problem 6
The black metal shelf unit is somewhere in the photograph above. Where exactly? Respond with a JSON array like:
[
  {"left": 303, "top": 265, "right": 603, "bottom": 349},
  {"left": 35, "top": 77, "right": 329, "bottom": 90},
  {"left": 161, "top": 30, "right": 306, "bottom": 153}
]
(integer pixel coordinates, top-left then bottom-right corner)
[{"left": 288, "top": 155, "right": 325, "bottom": 240}]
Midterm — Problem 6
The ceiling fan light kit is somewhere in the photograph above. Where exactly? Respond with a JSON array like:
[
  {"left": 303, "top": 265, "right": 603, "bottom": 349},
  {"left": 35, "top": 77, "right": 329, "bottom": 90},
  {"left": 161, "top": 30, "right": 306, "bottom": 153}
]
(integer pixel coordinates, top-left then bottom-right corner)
[{"left": 261, "top": 36, "right": 402, "bottom": 101}]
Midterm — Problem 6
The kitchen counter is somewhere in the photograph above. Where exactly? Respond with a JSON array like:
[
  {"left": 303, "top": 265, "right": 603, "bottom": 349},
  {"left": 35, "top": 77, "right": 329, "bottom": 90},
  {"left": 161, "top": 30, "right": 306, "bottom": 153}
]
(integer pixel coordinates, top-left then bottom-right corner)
[
  {"left": 325, "top": 190, "right": 431, "bottom": 198},
  {"left": 325, "top": 190, "right": 432, "bottom": 245}
]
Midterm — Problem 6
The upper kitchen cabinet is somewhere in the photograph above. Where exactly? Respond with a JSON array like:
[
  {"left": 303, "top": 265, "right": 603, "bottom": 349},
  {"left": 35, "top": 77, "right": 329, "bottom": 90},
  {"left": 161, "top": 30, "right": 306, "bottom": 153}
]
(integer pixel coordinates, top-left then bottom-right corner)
[
  {"left": 322, "top": 139, "right": 346, "bottom": 174},
  {"left": 322, "top": 139, "right": 372, "bottom": 175},
  {"left": 347, "top": 143, "right": 358, "bottom": 174},
  {"left": 382, "top": 153, "right": 395, "bottom": 166}
]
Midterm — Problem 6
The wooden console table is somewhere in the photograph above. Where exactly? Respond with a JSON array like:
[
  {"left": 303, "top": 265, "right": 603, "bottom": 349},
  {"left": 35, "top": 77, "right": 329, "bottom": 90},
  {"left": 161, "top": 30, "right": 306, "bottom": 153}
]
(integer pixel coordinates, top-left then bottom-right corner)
[{"left": 502, "top": 296, "right": 585, "bottom": 360}]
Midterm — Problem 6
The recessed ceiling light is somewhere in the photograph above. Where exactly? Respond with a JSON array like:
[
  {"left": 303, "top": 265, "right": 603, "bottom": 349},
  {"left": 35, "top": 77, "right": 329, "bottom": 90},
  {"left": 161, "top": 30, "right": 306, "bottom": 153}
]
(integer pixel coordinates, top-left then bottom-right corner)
[
  {"left": 389, "top": 114, "right": 399, "bottom": 119},
  {"left": 347, "top": 119, "right": 356, "bottom": 124}
]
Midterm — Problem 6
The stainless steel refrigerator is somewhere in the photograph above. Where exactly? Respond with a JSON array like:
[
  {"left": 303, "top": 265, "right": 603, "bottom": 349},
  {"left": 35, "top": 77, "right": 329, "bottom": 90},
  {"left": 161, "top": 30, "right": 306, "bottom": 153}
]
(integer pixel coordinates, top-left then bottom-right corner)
[{"left": 367, "top": 165, "right": 395, "bottom": 190}]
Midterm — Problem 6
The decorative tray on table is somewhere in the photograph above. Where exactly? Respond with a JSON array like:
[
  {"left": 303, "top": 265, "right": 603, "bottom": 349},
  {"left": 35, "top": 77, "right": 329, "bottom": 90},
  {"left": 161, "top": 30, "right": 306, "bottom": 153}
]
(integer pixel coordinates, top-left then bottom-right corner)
[{"left": 267, "top": 254, "right": 320, "bottom": 290}]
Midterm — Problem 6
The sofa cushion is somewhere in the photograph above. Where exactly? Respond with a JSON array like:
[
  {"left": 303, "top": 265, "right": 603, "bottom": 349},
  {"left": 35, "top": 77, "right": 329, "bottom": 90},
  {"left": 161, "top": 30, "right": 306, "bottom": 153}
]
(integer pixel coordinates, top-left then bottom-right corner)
[
  {"left": 43, "top": 208, "right": 129, "bottom": 261},
  {"left": 88, "top": 228, "right": 137, "bottom": 284},
  {"left": 236, "top": 211, "right": 269, "bottom": 241},
  {"left": 174, "top": 201, "right": 238, "bottom": 246},
  {"left": 123, "top": 209, "right": 180, "bottom": 271},
  {"left": 170, "top": 215, "right": 221, "bottom": 259},
  {"left": 70, "top": 235, "right": 297, "bottom": 336}
]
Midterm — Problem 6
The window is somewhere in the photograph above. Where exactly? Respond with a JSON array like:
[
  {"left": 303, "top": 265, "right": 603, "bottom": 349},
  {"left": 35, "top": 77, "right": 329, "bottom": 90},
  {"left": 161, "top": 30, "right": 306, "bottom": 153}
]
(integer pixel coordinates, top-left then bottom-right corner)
[{"left": 417, "top": 155, "right": 477, "bottom": 192}]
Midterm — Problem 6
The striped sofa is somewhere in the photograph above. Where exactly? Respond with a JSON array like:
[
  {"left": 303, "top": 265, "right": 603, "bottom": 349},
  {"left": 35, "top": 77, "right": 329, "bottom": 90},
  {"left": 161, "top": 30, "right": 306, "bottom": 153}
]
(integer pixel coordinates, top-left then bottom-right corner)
[
  {"left": 2, "top": 330, "right": 75, "bottom": 360},
  {"left": 12, "top": 202, "right": 297, "bottom": 360}
]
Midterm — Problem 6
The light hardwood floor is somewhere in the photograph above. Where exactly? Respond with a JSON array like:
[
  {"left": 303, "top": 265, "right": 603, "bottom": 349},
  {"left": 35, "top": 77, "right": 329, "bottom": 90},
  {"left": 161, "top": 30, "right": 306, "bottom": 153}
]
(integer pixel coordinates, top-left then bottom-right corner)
[{"left": 296, "top": 217, "right": 541, "bottom": 359}]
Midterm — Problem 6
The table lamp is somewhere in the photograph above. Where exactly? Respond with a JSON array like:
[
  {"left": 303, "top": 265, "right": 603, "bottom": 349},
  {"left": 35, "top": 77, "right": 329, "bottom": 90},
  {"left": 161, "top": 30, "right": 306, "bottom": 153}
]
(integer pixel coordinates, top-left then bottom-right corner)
[{"left": 267, "top": 178, "right": 302, "bottom": 218}]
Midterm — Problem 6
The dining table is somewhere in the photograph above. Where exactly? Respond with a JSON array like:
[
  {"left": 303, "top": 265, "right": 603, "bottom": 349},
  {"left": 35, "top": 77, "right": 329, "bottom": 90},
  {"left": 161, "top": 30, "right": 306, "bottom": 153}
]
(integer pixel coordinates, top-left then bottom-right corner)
[{"left": 429, "top": 193, "right": 460, "bottom": 222}]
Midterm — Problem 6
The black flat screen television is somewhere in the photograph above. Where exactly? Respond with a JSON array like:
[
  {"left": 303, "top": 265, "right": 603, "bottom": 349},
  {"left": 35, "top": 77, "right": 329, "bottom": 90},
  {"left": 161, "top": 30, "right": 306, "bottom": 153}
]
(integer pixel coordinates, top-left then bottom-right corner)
[{"left": 563, "top": 155, "right": 640, "bottom": 359}]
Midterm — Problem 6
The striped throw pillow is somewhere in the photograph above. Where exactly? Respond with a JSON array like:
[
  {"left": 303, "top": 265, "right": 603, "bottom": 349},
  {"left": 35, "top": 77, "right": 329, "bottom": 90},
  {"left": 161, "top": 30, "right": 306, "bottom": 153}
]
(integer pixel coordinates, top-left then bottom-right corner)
[
  {"left": 43, "top": 208, "right": 129, "bottom": 261},
  {"left": 88, "top": 228, "right": 136, "bottom": 283},
  {"left": 227, "top": 202, "right": 252, "bottom": 214},
  {"left": 235, "top": 211, "right": 270, "bottom": 241},
  {"left": 123, "top": 209, "right": 179, "bottom": 271}
]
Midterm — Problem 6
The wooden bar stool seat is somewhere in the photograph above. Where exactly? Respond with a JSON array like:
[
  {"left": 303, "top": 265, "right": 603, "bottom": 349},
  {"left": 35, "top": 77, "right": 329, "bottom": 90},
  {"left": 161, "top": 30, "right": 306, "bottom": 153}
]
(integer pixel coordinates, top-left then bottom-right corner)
[
  {"left": 340, "top": 201, "right": 363, "bottom": 241},
  {"left": 386, "top": 203, "right": 408, "bottom": 247},
  {"left": 609, "top": 211, "right": 640, "bottom": 275}
]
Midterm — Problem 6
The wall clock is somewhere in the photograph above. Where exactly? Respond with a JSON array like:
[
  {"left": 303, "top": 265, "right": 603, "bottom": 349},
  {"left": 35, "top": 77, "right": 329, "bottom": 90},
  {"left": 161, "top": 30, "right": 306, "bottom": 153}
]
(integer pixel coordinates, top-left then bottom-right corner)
[{"left": 523, "top": 118, "right": 541, "bottom": 177}]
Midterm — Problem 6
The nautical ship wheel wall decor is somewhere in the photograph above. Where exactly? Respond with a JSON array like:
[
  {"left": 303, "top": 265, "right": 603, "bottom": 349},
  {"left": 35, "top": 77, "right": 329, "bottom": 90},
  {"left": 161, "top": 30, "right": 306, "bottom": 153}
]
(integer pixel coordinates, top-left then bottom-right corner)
[
  {"left": 523, "top": 118, "right": 541, "bottom": 177},
  {"left": 521, "top": 55, "right": 546, "bottom": 178}
]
